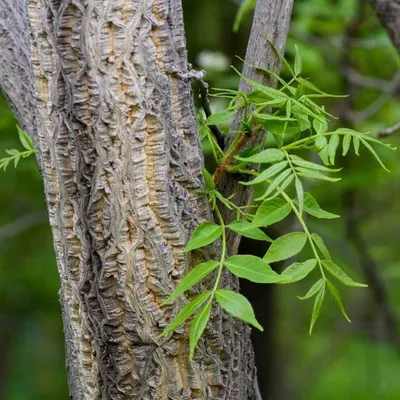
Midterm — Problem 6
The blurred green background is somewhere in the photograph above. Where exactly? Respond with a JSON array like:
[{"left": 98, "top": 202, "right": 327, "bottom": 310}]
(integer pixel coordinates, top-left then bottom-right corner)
[{"left": 1, "top": 0, "right": 400, "bottom": 398}]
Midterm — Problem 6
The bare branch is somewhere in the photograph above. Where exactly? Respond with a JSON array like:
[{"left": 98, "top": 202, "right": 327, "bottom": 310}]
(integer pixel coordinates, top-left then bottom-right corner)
[
  {"left": 0, "top": 212, "right": 47, "bottom": 243},
  {"left": 378, "top": 120, "right": 400, "bottom": 136},
  {"left": 344, "top": 70, "right": 400, "bottom": 122}
]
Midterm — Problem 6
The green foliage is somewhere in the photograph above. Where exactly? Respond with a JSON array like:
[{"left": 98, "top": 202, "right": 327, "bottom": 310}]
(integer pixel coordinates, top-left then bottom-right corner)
[
  {"left": 233, "top": 0, "right": 256, "bottom": 33},
  {"left": 160, "top": 50, "right": 395, "bottom": 359},
  {"left": 0, "top": 125, "right": 37, "bottom": 170}
]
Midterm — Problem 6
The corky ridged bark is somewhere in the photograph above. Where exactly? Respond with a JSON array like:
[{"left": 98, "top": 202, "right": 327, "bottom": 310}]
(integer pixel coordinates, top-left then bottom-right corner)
[
  {"left": 219, "top": 0, "right": 294, "bottom": 254},
  {"left": 0, "top": 0, "right": 37, "bottom": 139},
  {"left": 0, "top": 0, "right": 258, "bottom": 398},
  {"left": 369, "top": 0, "right": 400, "bottom": 55}
]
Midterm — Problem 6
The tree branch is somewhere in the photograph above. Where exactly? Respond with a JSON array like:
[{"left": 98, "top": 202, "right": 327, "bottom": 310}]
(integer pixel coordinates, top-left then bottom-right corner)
[
  {"left": 378, "top": 120, "right": 400, "bottom": 136},
  {"left": 219, "top": 0, "right": 294, "bottom": 254},
  {"left": 369, "top": 0, "right": 400, "bottom": 55}
]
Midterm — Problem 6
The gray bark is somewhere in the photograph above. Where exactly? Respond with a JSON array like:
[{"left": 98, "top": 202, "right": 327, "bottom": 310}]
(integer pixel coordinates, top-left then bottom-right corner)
[
  {"left": 0, "top": 0, "right": 293, "bottom": 398},
  {"left": 220, "top": 0, "right": 294, "bottom": 254},
  {"left": 0, "top": 0, "right": 259, "bottom": 398},
  {"left": 369, "top": 0, "right": 400, "bottom": 55}
]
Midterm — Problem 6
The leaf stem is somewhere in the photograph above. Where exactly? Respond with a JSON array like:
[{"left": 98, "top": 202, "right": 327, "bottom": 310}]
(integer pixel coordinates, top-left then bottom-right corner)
[
  {"left": 280, "top": 191, "right": 326, "bottom": 279},
  {"left": 212, "top": 205, "right": 227, "bottom": 293}
]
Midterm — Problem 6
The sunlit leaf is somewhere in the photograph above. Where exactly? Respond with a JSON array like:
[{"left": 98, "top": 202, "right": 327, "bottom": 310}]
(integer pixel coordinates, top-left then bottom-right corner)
[
  {"left": 296, "top": 193, "right": 339, "bottom": 219},
  {"left": 17, "top": 125, "right": 34, "bottom": 151},
  {"left": 281, "top": 259, "right": 318, "bottom": 283},
  {"left": 311, "top": 233, "right": 331, "bottom": 260},
  {"left": 206, "top": 111, "right": 235, "bottom": 126},
  {"left": 224, "top": 255, "right": 283, "bottom": 283},
  {"left": 236, "top": 148, "right": 285, "bottom": 164},
  {"left": 295, "top": 177, "right": 304, "bottom": 214},
  {"left": 250, "top": 198, "right": 292, "bottom": 228},
  {"left": 162, "top": 261, "right": 219, "bottom": 305},
  {"left": 184, "top": 222, "right": 223, "bottom": 252},
  {"left": 255, "top": 169, "right": 293, "bottom": 201},
  {"left": 240, "top": 161, "right": 288, "bottom": 186},
  {"left": 159, "top": 291, "right": 211, "bottom": 338},
  {"left": 189, "top": 301, "right": 211, "bottom": 359},
  {"left": 227, "top": 220, "right": 272, "bottom": 241},
  {"left": 296, "top": 167, "right": 341, "bottom": 182},
  {"left": 294, "top": 45, "right": 302, "bottom": 76},
  {"left": 215, "top": 289, "right": 263, "bottom": 330},
  {"left": 264, "top": 232, "right": 308, "bottom": 264}
]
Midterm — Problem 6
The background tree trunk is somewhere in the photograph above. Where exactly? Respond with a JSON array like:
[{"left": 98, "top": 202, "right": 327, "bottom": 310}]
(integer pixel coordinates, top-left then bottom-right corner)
[
  {"left": 0, "top": 0, "right": 293, "bottom": 398},
  {"left": 369, "top": 0, "right": 400, "bottom": 55}
]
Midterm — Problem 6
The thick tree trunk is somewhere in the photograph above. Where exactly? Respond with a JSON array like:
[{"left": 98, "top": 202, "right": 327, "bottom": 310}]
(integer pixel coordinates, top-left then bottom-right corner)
[
  {"left": 0, "top": 0, "right": 292, "bottom": 398},
  {"left": 369, "top": 0, "right": 400, "bottom": 55}
]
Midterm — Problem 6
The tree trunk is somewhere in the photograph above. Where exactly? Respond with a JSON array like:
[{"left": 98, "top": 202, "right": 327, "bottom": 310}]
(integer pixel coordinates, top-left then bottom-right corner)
[
  {"left": 0, "top": 0, "right": 293, "bottom": 398},
  {"left": 369, "top": 0, "right": 400, "bottom": 55}
]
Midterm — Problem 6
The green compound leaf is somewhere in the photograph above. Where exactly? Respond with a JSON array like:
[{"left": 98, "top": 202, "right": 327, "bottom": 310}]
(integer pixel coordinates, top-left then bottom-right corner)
[
  {"left": 159, "top": 291, "right": 211, "bottom": 338},
  {"left": 360, "top": 138, "right": 390, "bottom": 172},
  {"left": 326, "top": 280, "right": 351, "bottom": 322},
  {"left": 289, "top": 155, "right": 342, "bottom": 173},
  {"left": 322, "top": 260, "right": 368, "bottom": 288},
  {"left": 295, "top": 177, "right": 304, "bottom": 215},
  {"left": 342, "top": 134, "right": 352, "bottom": 156},
  {"left": 235, "top": 148, "right": 285, "bottom": 164},
  {"left": 311, "top": 233, "right": 332, "bottom": 260},
  {"left": 162, "top": 261, "right": 219, "bottom": 305},
  {"left": 309, "top": 280, "right": 326, "bottom": 334},
  {"left": 313, "top": 115, "right": 328, "bottom": 135},
  {"left": 255, "top": 169, "right": 294, "bottom": 201},
  {"left": 281, "top": 259, "right": 318, "bottom": 283},
  {"left": 233, "top": 0, "right": 256, "bottom": 32},
  {"left": 215, "top": 289, "right": 263, "bottom": 331},
  {"left": 206, "top": 110, "right": 235, "bottom": 126},
  {"left": 264, "top": 232, "right": 308, "bottom": 264},
  {"left": 227, "top": 220, "right": 272, "bottom": 242},
  {"left": 296, "top": 193, "right": 340, "bottom": 220},
  {"left": 240, "top": 160, "right": 288, "bottom": 185},
  {"left": 250, "top": 198, "right": 292, "bottom": 228},
  {"left": 184, "top": 222, "right": 223, "bottom": 252},
  {"left": 224, "top": 255, "right": 284, "bottom": 283},
  {"left": 17, "top": 125, "right": 34, "bottom": 151},
  {"left": 298, "top": 278, "right": 325, "bottom": 300},
  {"left": 202, "top": 168, "right": 215, "bottom": 191},
  {"left": 295, "top": 167, "right": 341, "bottom": 182},
  {"left": 328, "top": 132, "right": 340, "bottom": 164},
  {"left": 189, "top": 301, "right": 212, "bottom": 359},
  {"left": 294, "top": 45, "right": 302, "bottom": 76}
]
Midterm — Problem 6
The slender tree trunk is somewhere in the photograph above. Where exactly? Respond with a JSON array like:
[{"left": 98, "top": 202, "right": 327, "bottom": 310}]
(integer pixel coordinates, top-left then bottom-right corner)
[
  {"left": 369, "top": 0, "right": 400, "bottom": 55},
  {"left": 0, "top": 0, "right": 292, "bottom": 398}
]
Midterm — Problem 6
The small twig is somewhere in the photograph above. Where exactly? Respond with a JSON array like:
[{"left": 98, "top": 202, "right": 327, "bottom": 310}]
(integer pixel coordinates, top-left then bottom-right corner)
[
  {"left": 378, "top": 121, "right": 400, "bottom": 137},
  {"left": 342, "top": 67, "right": 394, "bottom": 90},
  {"left": 0, "top": 211, "right": 47, "bottom": 243},
  {"left": 195, "top": 79, "right": 225, "bottom": 149},
  {"left": 212, "top": 133, "right": 249, "bottom": 184},
  {"left": 344, "top": 70, "right": 400, "bottom": 122}
]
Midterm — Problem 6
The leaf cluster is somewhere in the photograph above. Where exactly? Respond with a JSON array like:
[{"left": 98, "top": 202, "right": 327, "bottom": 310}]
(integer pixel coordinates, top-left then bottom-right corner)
[
  {"left": 0, "top": 126, "right": 37, "bottom": 170},
  {"left": 161, "top": 51, "right": 394, "bottom": 358}
]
